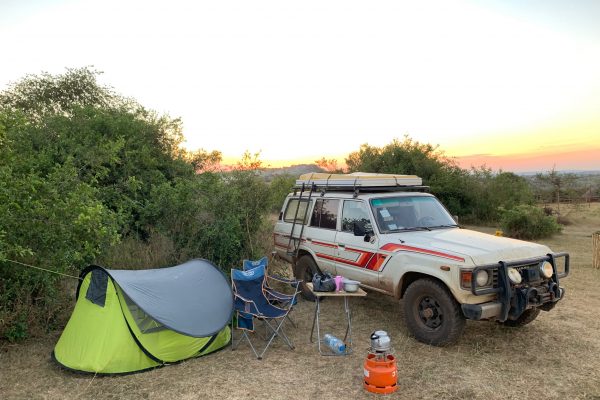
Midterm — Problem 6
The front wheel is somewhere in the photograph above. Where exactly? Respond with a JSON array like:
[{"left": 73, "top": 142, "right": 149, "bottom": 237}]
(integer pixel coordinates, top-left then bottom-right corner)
[
  {"left": 403, "top": 279, "right": 466, "bottom": 346},
  {"left": 501, "top": 308, "right": 540, "bottom": 327}
]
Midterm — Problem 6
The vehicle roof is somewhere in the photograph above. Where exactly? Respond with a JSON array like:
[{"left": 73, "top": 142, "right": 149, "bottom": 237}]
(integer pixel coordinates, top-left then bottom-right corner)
[{"left": 287, "top": 191, "right": 435, "bottom": 200}]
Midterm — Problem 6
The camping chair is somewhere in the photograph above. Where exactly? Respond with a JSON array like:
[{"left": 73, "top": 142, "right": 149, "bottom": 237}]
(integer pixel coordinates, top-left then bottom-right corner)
[
  {"left": 243, "top": 256, "right": 299, "bottom": 328},
  {"left": 231, "top": 265, "right": 300, "bottom": 359},
  {"left": 242, "top": 257, "right": 299, "bottom": 306}
]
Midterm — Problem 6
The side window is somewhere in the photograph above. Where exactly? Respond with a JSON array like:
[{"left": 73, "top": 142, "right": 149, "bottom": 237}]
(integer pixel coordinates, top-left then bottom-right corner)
[
  {"left": 341, "top": 200, "right": 372, "bottom": 232},
  {"left": 310, "top": 199, "right": 339, "bottom": 230},
  {"left": 283, "top": 199, "right": 311, "bottom": 223}
]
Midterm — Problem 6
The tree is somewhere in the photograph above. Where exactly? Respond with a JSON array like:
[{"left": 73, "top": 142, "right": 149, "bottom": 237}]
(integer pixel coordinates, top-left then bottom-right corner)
[
  {"left": 0, "top": 67, "right": 120, "bottom": 122},
  {"left": 0, "top": 68, "right": 273, "bottom": 339},
  {"left": 344, "top": 136, "right": 476, "bottom": 217},
  {"left": 269, "top": 174, "right": 296, "bottom": 212},
  {"left": 535, "top": 167, "right": 577, "bottom": 214},
  {"left": 315, "top": 157, "right": 344, "bottom": 173}
]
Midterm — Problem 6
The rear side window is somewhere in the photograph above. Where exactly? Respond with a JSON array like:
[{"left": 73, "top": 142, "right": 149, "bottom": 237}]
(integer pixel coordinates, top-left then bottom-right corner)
[
  {"left": 283, "top": 199, "right": 311, "bottom": 223},
  {"left": 310, "top": 199, "right": 339, "bottom": 230}
]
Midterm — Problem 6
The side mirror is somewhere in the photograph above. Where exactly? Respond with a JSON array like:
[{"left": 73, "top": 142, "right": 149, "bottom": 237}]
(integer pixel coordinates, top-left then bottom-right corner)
[
  {"left": 453, "top": 215, "right": 459, "bottom": 224},
  {"left": 353, "top": 221, "right": 366, "bottom": 236}
]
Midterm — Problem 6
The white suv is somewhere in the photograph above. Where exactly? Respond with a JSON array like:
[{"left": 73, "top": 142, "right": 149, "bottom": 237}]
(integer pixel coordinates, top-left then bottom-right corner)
[{"left": 273, "top": 173, "right": 569, "bottom": 345}]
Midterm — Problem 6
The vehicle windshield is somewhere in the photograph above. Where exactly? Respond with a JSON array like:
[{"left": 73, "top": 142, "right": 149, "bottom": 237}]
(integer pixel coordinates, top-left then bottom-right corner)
[{"left": 370, "top": 196, "right": 457, "bottom": 233}]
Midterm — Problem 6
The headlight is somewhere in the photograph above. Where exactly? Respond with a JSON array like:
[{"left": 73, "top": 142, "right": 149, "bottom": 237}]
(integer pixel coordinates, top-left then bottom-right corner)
[
  {"left": 540, "top": 261, "right": 553, "bottom": 278},
  {"left": 475, "top": 270, "right": 490, "bottom": 287},
  {"left": 507, "top": 268, "right": 522, "bottom": 284}
]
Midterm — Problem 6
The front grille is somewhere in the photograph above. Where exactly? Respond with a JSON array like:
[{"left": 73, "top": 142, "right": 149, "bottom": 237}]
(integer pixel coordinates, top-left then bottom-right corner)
[
  {"left": 491, "top": 269, "right": 498, "bottom": 287},
  {"left": 486, "top": 263, "right": 541, "bottom": 289},
  {"left": 513, "top": 263, "right": 538, "bottom": 271}
]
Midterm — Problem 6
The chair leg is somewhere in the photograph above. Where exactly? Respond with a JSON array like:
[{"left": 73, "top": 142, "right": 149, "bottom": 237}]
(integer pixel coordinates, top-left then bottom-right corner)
[
  {"left": 259, "top": 316, "right": 294, "bottom": 360},
  {"left": 233, "top": 329, "right": 261, "bottom": 359},
  {"left": 231, "top": 324, "right": 248, "bottom": 351},
  {"left": 285, "top": 314, "right": 297, "bottom": 328}
]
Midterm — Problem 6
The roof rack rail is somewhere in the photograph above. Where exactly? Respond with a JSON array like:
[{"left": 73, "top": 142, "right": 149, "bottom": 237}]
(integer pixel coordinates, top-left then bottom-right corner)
[
  {"left": 293, "top": 172, "right": 427, "bottom": 195},
  {"left": 292, "top": 184, "right": 430, "bottom": 195}
]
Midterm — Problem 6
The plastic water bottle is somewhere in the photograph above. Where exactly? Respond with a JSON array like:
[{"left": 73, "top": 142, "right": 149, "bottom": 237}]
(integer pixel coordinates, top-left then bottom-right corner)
[{"left": 323, "top": 334, "right": 346, "bottom": 354}]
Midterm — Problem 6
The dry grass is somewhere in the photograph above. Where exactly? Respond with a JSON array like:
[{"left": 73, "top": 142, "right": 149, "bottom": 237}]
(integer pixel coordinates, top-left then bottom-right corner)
[{"left": 2, "top": 204, "right": 600, "bottom": 399}]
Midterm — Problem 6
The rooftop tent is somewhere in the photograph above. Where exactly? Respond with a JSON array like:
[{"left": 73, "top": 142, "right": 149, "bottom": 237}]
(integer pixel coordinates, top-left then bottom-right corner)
[
  {"left": 296, "top": 172, "right": 423, "bottom": 189},
  {"left": 53, "top": 259, "right": 233, "bottom": 374}
]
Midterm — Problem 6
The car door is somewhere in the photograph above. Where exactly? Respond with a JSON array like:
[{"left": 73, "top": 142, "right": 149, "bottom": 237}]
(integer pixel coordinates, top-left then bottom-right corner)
[
  {"left": 334, "top": 200, "right": 382, "bottom": 288},
  {"left": 304, "top": 198, "right": 340, "bottom": 275}
]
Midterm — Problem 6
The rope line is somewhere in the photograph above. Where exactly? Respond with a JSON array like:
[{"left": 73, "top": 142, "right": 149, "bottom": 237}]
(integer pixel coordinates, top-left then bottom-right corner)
[{"left": 3, "top": 259, "right": 82, "bottom": 280}]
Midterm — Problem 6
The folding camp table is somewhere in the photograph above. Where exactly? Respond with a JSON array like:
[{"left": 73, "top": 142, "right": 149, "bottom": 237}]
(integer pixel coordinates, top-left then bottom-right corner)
[{"left": 307, "top": 283, "right": 367, "bottom": 356}]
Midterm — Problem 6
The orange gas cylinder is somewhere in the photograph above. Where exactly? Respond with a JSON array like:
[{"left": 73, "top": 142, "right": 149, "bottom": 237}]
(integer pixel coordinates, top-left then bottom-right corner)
[{"left": 363, "top": 353, "right": 398, "bottom": 394}]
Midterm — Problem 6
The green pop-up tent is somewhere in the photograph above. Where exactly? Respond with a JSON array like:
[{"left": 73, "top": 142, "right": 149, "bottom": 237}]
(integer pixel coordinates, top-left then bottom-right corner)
[{"left": 53, "top": 259, "right": 233, "bottom": 374}]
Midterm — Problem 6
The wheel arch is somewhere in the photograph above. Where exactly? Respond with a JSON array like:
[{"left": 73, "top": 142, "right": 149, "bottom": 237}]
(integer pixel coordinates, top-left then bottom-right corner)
[{"left": 398, "top": 271, "right": 452, "bottom": 300}]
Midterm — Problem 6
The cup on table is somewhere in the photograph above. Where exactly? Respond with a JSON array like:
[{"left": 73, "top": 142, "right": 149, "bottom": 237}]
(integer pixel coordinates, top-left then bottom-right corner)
[{"left": 334, "top": 275, "right": 343, "bottom": 292}]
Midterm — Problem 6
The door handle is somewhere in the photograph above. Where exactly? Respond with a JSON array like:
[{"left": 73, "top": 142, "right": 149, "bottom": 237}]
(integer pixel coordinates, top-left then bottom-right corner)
[{"left": 338, "top": 243, "right": 346, "bottom": 248}]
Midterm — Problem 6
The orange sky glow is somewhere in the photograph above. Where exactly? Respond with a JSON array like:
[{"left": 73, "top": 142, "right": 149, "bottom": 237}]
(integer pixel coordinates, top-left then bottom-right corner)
[{"left": 2, "top": 1, "right": 599, "bottom": 173}]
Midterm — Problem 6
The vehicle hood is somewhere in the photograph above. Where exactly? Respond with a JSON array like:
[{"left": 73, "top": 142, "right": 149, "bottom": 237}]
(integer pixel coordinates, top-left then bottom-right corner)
[{"left": 392, "top": 228, "right": 552, "bottom": 266}]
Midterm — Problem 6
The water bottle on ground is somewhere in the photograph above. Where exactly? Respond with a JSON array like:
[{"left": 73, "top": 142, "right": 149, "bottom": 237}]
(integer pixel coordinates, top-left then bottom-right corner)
[{"left": 323, "top": 334, "right": 346, "bottom": 354}]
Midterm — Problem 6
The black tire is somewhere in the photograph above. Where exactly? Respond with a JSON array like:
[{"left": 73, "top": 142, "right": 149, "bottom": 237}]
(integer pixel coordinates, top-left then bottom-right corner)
[
  {"left": 403, "top": 278, "right": 466, "bottom": 346},
  {"left": 293, "top": 255, "right": 320, "bottom": 301},
  {"left": 501, "top": 308, "right": 540, "bottom": 327}
]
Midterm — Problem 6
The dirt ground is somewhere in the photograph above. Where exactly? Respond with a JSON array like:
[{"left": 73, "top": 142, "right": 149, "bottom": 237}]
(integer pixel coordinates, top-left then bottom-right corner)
[{"left": 1, "top": 204, "right": 600, "bottom": 400}]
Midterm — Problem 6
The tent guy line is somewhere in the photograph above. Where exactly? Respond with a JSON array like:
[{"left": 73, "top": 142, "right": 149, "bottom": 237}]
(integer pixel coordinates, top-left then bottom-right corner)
[{"left": 3, "top": 258, "right": 82, "bottom": 280}]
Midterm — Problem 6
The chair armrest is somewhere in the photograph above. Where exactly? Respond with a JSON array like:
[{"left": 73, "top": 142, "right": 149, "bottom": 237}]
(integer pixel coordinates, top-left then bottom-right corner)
[
  {"left": 267, "top": 274, "right": 302, "bottom": 287},
  {"left": 264, "top": 287, "right": 292, "bottom": 300},
  {"left": 233, "top": 293, "right": 260, "bottom": 315}
]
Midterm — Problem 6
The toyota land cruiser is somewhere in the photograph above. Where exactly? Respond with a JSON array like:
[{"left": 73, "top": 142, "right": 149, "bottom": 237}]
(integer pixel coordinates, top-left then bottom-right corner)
[{"left": 273, "top": 173, "right": 569, "bottom": 345}]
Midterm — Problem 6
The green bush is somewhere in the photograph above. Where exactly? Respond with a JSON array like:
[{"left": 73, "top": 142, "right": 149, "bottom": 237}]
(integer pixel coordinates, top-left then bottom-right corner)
[
  {"left": 0, "top": 68, "right": 273, "bottom": 340},
  {"left": 499, "top": 205, "right": 562, "bottom": 240},
  {"left": 343, "top": 137, "right": 534, "bottom": 223},
  {"left": 268, "top": 174, "right": 296, "bottom": 212}
]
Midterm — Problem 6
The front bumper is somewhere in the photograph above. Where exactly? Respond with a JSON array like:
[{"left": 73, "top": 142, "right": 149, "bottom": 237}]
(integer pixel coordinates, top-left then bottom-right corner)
[{"left": 464, "top": 252, "right": 569, "bottom": 322}]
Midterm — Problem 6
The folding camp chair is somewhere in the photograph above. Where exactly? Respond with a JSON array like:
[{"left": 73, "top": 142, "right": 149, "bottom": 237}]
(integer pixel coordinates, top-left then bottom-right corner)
[
  {"left": 231, "top": 265, "right": 300, "bottom": 359},
  {"left": 242, "top": 257, "right": 299, "bottom": 307},
  {"left": 243, "top": 257, "right": 299, "bottom": 328}
]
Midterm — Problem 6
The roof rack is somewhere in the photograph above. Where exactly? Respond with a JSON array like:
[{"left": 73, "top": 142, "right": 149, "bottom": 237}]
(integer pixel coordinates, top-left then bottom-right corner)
[{"left": 293, "top": 172, "right": 428, "bottom": 195}]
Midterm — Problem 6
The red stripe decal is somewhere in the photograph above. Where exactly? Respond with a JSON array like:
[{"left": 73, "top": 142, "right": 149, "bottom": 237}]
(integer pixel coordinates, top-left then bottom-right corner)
[
  {"left": 380, "top": 243, "right": 464, "bottom": 262},
  {"left": 311, "top": 240, "right": 337, "bottom": 249},
  {"left": 316, "top": 253, "right": 366, "bottom": 267}
]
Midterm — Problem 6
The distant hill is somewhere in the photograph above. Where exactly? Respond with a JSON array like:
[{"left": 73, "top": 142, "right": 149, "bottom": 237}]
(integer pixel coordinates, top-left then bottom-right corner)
[
  {"left": 517, "top": 170, "right": 600, "bottom": 176},
  {"left": 260, "top": 164, "right": 324, "bottom": 182}
]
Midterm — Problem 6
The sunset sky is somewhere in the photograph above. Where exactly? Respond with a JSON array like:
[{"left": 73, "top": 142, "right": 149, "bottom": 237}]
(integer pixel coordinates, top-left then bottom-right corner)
[{"left": 1, "top": 0, "right": 599, "bottom": 172}]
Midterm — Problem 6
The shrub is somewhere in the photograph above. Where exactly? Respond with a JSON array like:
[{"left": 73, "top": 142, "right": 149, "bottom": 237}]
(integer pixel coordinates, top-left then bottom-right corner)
[
  {"left": 499, "top": 205, "right": 562, "bottom": 240},
  {"left": 343, "top": 137, "right": 534, "bottom": 223},
  {"left": 0, "top": 68, "right": 274, "bottom": 340},
  {"left": 268, "top": 174, "right": 296, "bottom": 212}
]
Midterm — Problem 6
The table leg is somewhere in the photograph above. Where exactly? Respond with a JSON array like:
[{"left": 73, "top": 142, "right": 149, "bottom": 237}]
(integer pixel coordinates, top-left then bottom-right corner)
[
  {"left": 315, "top": 298, "right": 323, "bottom": 355},
  {"left": 310, "top": 298, "right": 318, "bottom": 343},
  {"left": 343, "top": 296, "right": 354, "bottom": 354}
]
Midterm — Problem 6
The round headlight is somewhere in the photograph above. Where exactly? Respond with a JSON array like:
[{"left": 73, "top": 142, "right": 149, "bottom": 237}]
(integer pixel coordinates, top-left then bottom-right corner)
[
  {"left": 507, "top": 268, "right": 522, "bottom": 284},
  {"left": 475, "top": 270, "right": 489, "bottom": 287},
  {"left": 540, "top": 261, "right": 553, "bottom": 279}
]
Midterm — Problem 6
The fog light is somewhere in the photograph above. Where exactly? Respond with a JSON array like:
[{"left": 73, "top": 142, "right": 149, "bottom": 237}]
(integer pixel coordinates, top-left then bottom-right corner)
[
  {"left": 507, "top": 268, "right": 522, "bottom": 284},
  {"left": 475, "top": 270, "right": 489, "bottom": 287},
  {"left": 540, "top": 261, "right": 553, "bottom": 279}
]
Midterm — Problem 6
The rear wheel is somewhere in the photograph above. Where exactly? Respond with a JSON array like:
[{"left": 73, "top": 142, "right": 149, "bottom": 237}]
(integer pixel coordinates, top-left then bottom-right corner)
[
  {"left": 403, "top": 278, "right": 465, "bottom": 346},
  {"left": 293, "top": 255, "right": 320, "bottom": 301},
  {"left": 502, "top": 308, "right": 540, "bottom": 327}
]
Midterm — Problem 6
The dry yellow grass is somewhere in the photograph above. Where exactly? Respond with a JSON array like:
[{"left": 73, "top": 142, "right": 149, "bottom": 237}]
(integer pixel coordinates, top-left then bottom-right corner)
[{"left": 1, "top": 204, "right": 600, "bottom": 400}]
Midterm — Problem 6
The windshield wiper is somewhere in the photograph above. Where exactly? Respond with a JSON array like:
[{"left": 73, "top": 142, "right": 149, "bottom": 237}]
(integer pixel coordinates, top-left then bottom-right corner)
[
  {"left": 400, "top": 226, "right": 432, "bottom": 232},
  {"left": 429, "top": 224, "right": 459, "bottom": 229}
]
